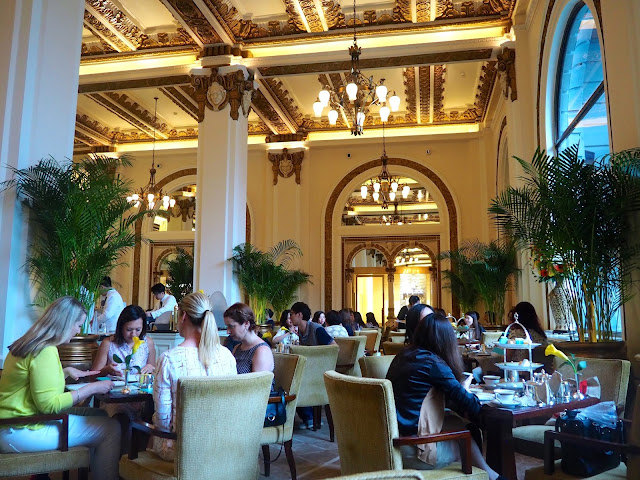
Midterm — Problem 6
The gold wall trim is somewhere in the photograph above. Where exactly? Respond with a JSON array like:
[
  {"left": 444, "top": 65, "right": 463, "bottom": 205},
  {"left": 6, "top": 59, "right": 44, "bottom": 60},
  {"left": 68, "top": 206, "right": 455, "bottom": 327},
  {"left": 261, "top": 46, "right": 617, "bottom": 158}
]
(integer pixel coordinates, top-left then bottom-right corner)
[
  {"left": 162, "top": 0, "right": 222, "bottom": 44},
  {"left": 324, "top": 157, "right": 459, "bottom": 312},
  {"left": 79, "top": 74, "right": 192, "bottom": 94},
  {"left": 258, "top": 48, "right": 494, "bottom": 77},
  {"left": 80, "top": 46, "right": 198, "bottom": 64}
]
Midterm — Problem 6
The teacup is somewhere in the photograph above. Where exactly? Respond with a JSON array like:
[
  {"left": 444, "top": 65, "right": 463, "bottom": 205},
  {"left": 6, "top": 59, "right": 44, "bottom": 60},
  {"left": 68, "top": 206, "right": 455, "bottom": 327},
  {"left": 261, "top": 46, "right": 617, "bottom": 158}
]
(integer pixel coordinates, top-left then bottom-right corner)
[
  {"left": 483, "top": 375, "right": 500, "bottom": 387},
  {"left": 494, "top": 388, "right": 515, "bottom": 403}
]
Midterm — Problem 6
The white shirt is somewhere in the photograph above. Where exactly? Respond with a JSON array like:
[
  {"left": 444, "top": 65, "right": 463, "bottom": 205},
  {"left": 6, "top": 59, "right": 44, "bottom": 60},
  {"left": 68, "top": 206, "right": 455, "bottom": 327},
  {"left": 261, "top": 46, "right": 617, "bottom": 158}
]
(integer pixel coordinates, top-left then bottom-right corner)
[
  {"left": 96, "top": 289, "right": 125, "bottom": 332},
  {"left": 150, "top": 293, "right": 177, "bottom": 321}
]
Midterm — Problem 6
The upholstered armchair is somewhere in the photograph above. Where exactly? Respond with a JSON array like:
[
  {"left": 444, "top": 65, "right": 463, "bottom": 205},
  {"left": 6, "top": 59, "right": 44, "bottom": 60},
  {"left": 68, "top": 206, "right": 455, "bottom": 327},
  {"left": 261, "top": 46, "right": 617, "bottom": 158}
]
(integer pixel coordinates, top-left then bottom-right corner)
[
  {"left": 382, "top": 341, "right": 406, "bottom": 356},
  {"left": 289, "top": 344, "right": 339, "bottom": 441},
  {"left": 0, "top": 413, "right": 90, "bottom": 479},
  {"left": 358, "top": 329, "right": 382, "bottom": 353},
  {"left": 359, "top": 355, "right": 396, "bottom": 379},
  {"left": 389, "top": 332, "right": 407, "bottom": 343},
  {"left": 335, "top": 336, "right": 367, "bottom": 376},
  {"left": 333, "top": 470, "right": 425, "bottom": 479},
  {"left": 513, "top": 357, "right": 632, "bottom": 459},
  {"left": 524, "top": 385, "right": 640, "bottom": 480},
  {"left": 324, "top": 371, "right": 489, "bottom": 479},
  {"left": 261, "top": 353, "right": 306, "bottom": 480},
  {"left": 119, "top": 372, "right": 273, "bottom": 480}
]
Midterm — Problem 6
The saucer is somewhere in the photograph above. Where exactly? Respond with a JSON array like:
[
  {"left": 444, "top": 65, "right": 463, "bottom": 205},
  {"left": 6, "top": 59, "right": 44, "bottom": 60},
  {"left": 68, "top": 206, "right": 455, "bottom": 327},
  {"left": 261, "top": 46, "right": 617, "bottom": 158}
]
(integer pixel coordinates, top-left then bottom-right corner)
[
  {"left": 474, "top": 392, "right": 495, "bottom": 402},
  {"left": 490, "top": 398, "right": 520, "bottom": 408}
]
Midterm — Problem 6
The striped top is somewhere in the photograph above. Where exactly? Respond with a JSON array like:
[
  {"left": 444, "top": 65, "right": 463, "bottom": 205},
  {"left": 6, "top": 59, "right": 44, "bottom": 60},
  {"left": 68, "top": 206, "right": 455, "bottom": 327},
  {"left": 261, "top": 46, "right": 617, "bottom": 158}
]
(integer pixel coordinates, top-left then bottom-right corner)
[{"left": 233, "top": 341, "right": 271, "bottom": 374}]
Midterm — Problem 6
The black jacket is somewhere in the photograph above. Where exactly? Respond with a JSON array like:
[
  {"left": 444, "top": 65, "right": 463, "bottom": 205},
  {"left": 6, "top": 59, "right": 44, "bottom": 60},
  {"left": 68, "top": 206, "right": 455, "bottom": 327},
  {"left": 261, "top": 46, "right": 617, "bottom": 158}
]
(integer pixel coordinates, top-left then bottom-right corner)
[{"left": 386, "top": 346, "right": 481, "bottom": 436}]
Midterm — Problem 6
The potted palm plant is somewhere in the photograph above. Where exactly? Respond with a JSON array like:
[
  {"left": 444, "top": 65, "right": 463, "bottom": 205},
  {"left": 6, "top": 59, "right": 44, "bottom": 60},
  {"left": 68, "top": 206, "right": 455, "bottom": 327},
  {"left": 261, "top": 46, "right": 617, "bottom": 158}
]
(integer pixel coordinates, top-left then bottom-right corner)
[
  {"left": 440, "top": 239, "right": 519, "bottom": 325},
  {"left": 489, "top": 145, "right": 640, "bottom": 354},
  {"left": 230, "top": 240, "right": 312, "bottom": 326},
  {"left": 0, "top": 155, "right": 148, "bottom": 367},
  {"left": 166, "top": 247, "right": 194, "bottom": 304}
]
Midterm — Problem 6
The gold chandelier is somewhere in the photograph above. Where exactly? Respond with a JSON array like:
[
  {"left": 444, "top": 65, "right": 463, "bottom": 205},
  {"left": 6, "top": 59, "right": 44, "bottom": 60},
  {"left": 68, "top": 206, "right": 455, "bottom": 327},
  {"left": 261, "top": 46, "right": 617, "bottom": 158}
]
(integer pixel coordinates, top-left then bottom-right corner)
[
  {"left": 312, "top": 0, "right": 401, "bottom": 135},
  {"left": 126, "top": 97, "right": 175, "bottom": 210}
]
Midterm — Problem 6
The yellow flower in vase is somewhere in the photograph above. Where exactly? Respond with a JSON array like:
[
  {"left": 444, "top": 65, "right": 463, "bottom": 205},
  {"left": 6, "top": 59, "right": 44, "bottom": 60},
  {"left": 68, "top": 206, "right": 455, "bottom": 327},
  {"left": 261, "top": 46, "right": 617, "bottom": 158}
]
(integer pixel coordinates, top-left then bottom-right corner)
[
  {"left": 545, "top": 344, "right": 587, "bottom": 375},
  {"left": 132, "top": 336, "right": 144, "bottom": 355}
]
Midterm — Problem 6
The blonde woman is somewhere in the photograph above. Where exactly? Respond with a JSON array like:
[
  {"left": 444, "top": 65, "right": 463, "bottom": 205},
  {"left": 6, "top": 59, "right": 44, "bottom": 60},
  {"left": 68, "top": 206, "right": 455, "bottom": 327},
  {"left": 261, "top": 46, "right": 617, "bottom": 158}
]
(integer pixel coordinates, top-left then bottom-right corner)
[
  {"left": 0, "top": 297, "right": 120, "bottom": 480},
  {"left": 152, "top": 291, "right": 237, "bottom": 461}
]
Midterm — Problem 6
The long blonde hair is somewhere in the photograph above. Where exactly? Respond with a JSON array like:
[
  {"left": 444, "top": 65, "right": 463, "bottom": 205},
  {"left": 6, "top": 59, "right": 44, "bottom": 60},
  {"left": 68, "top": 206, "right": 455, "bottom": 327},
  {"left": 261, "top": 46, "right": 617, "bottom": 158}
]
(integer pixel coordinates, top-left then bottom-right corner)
[
  {"left": 179, "top": 292, "right": 221, "bottom": 369},
  {"left": 10, "top": 296, "right": 87, "bottom": 358}
]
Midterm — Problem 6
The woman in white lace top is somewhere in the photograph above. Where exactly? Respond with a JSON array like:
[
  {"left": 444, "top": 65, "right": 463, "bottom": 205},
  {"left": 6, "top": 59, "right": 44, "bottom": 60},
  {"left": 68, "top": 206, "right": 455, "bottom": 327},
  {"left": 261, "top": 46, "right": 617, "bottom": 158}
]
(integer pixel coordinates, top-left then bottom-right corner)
[{"left": 152, "top": 292, "right": 237, "bottom": 461}]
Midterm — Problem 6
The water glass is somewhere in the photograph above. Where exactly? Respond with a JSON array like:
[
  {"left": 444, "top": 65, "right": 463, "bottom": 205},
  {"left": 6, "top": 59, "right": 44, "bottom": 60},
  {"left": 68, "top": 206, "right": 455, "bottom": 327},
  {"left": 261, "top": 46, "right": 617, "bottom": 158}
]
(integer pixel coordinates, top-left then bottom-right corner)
[{"left": 139, "top": 373, "right": 154, "bottom": 390}]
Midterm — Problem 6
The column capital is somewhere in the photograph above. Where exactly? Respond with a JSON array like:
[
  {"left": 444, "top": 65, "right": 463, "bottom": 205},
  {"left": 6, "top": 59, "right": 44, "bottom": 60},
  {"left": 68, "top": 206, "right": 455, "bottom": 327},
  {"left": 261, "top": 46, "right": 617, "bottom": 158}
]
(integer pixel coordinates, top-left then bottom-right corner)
[
  {"left": 190, "top": 66, "right": 257, "bottom": 122},
  {"left": 267, "top": 147, "right": 305, "bottom": 185},
  {"left": 497, "top": 47, "right": 517, "bottom": 101}
]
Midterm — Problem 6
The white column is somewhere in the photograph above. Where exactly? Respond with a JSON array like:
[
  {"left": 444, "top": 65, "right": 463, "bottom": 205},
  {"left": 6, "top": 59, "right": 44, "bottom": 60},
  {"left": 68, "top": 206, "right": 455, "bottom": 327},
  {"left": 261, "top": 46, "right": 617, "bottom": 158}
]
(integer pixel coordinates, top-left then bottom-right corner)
[
  {"left": 0, "top": 0, "right": 84, "bottom": 364},
  {"left": 192, "top": 66, "right": 255, "bottom": 304}
]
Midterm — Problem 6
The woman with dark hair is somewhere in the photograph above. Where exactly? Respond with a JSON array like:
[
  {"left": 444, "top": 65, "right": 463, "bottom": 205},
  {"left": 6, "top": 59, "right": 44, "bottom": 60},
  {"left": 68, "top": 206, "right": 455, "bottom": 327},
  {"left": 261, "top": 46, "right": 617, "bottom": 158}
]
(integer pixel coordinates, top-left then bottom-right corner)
[
  {"left": 507, "top": 301, "right": 548, "bottom": 362},
  {"left": 312, "top": 310, "right": 326, "bottom": 326},
  {"left": 463, "top": 311, "right": 485, "bottom": 342},
  {"left": 354, "top": 311, "right": 366, "bottom": 330},
  {"left": 339, "top": 308, "right": 355, "bottom": 336},
  {"left": 92, "top": 305, "right": 156, "bottom": 376},
  {"left": 405, "top": 304, "right": 433, "bottom": 344},
  {"left": 365, "top": 312, "right": 379, "bottom": 328},
  {"left": 224, "top": 303, "right": 274, "bottom": 375},
  {"left": 272, "top": 309, "right": 299, "bottom": 345},
  {"left": 325, "top": 310, "right": 349, "bottom": 338},
  {"left": 386, "top": 312, "right": 503, "bottom": 480}
]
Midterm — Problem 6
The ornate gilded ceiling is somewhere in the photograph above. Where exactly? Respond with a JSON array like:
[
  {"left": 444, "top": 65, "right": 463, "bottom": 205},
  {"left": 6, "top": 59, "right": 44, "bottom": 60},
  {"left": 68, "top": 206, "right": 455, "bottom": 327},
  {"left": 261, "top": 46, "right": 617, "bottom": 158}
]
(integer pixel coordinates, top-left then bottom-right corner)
[{"left": 74, "top": 0, "right": 515, "bottom": 152}]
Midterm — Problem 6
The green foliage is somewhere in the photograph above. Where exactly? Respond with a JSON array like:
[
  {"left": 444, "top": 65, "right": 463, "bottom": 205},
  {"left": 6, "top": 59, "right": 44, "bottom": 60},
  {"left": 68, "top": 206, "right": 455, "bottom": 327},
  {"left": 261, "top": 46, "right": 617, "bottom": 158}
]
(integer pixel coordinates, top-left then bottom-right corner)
[
  {"left": 0, "top": 155, "right": 148, "bottom": 331},
  {"left": 229, "top": 240, "right": 312, "bottom": 324},
  {"left": 440, "top": 239, "right": 519, "bottom": 324},
  {"left": 489, "top": 145, "right": 640, "bottom": 340},
  {"left": 166, "top": 247, "right": 194, "bottom": 304}
]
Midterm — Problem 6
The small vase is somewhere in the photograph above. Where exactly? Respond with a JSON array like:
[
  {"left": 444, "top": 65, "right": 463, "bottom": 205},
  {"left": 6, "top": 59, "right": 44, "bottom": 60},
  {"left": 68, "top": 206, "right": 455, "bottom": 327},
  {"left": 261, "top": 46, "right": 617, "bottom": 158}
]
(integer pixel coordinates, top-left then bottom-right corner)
[{"left": 121, "top": 368, "right": 131, "bottom": 394}]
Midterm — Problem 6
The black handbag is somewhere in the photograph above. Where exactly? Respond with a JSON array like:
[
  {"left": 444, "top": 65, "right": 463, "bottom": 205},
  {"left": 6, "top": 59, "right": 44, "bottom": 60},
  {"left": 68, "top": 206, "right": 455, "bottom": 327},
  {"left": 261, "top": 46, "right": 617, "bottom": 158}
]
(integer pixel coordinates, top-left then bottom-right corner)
[
  {"left": 557, "top": 409, "right": 624, "bottom": 477},
  {"left": 264, "top": 388, "right": 287, "bottom": 428}
]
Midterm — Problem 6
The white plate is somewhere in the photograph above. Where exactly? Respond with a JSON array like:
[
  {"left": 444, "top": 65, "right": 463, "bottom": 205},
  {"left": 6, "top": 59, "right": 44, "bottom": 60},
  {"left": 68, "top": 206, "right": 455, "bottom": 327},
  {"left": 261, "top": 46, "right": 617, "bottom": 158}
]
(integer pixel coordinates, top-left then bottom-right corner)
[
  {"left": 496, "top": 362, "right": 544, "bottom": 371},
  {"left": 474, "top": 392, "right": 495, "bottom": 402},
  {"left": 490, "top": 398, "right": 520, "bottom": 408}
]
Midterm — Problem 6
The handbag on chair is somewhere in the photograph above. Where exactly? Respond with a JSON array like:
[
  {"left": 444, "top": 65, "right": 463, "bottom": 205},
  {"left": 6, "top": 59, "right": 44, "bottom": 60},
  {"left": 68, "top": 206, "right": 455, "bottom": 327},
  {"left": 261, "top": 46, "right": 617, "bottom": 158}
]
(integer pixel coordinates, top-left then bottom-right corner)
[{"left": 264, "top": 387, "right": 287, "bottom": 428}]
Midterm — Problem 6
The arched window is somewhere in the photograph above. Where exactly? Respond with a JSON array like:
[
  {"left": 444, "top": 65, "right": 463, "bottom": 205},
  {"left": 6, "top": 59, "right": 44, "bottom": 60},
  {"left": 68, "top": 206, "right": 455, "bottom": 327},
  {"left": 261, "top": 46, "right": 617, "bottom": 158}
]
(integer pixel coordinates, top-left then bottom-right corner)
[{"left": 555, "top": 2, "right": 609, "bottom": 160}]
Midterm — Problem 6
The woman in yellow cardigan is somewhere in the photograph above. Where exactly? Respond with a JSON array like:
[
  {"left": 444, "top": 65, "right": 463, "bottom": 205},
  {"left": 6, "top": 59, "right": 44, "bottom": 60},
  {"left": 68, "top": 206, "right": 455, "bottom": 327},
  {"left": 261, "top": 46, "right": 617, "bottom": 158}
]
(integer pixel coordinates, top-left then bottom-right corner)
[{"left": 0, "top": 296, "right": 121, "bottom": 480}]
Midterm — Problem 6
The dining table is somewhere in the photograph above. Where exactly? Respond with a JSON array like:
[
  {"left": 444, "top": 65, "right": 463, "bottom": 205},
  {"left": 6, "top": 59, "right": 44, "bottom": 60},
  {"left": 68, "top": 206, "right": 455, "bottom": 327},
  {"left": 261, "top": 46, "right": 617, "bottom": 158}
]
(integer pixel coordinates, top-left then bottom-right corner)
[{"left": 479, "top": 395, "right": 600, "bottom": 480}]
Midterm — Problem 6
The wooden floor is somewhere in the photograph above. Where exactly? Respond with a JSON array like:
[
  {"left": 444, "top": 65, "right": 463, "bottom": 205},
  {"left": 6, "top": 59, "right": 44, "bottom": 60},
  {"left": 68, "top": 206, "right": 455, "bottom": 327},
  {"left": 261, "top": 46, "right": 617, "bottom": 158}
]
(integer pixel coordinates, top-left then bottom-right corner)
[{"left": 6, "top": 418, "right": 543, "bottom": 479}]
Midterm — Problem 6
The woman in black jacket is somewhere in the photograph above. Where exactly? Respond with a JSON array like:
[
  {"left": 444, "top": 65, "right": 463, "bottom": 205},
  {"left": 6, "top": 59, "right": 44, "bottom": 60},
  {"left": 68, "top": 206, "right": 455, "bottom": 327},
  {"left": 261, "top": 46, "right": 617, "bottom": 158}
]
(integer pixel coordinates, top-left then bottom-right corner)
[{"left": 387, "top": 311, "right": 503, "bottom": 480}]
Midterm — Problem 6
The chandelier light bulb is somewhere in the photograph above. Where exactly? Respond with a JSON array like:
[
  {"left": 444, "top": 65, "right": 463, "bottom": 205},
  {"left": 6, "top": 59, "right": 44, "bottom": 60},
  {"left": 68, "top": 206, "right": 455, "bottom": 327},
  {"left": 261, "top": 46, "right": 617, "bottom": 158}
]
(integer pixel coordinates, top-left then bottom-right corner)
[
  {"left": 360, "top": 185, "right": 368, "bottom": 199},
  {"left": 328, "top": 109, "right": 339, "bottom": 125},
  {"left": 389, "top": 191, "right": 396, "bottom": 202},
  {"left": 313, "top": 101, "right": 323, "bottom": 117},
  {"left": 376, "top": 84, "right": 388, "bottom": 103},
  {"left": 149, "top": 200, "right": 155, "bottom": 209},
  {"left": 356, "top": 111, "right": 365, "bottom": 126},
  {"left": 373, "top": 182, "right": 381, "bottom": 193},
  {"left": 134, "top": 201, "right": 140, "bottom": 208},
  {"left": 402, "top": 185, "right": 410, "bottom": 198},
  {"left": 391, "top": 181, "right": 398, "bottom": 192},
  {"left": 372, "top": 191, "right": 380, "bottom": 202},
  {"left": 386, "top": 221, "right": 391, "bottom": 226},
  {"left": 398, "top": 219, "right": 403, "bottom": 225},
  {"left": 379, "top": 105, "right": 390, "bottom": 123},
  {"left": 132, "top": 193, "right": 139, "bottom": 201},
  {"left": 126, "top": 196, "right": 132, "bottom": 203},
  {"left": 417, "top": 190, "right": 423, "bottom": 200},
  {"left": 147, "top": 193, "right": 155, "bottom": 202},
  {"left": 169, "top": 198, "right": 176, "bottom": 208},
  {"left": 163, "top": 195, "right": 170, "bottom": 203},
  {"left": 424, "top": 213, "right": 429, "bottom": 220},
  {"left": 389, "top": 94, "right": 401, "bottom": 112},
  {"left": 346, "top": 82, "right": 358, "bottom": 101},
  {"left": 319, "top": 89, "right": 330, "bottom": 107}
]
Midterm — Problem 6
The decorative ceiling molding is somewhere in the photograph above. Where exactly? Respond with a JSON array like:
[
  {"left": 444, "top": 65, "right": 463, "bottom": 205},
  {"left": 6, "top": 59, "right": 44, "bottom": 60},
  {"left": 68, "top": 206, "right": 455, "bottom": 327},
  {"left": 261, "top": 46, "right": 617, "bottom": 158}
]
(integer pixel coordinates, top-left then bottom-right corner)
[
  {"left": 160, "top": 0, "right": 223, "bottom": 46},
  {"left": 418, "top": 65, "right": 430, "bottom": 123},
  {"left": 475, "top": 60, "right": 498, "bottom": 121},
  {"left": 416, "top": 1, "right": 431, "bottom": 22},
  {"left": 268, "top": 148, "right": 305, "bottom": 185},
  {"left": 248, "top": 119, "right": 272, "bottom": 134},
  {"left": 78, "top": 74, "right": 192, "bottom": 94},
  {"left": 87, "top": 92, "right": 170, "bottom": 138},
  {"left": 160, "top": 86, "right": 200, "bottom": 121},
  {"left": 76, "top": 113, "right": 113, "bottom": 145},
  {"left": 496, "top": 47, "right": 517, "bottom": 101},
  {"left": 291, "top": 0, "right": 327, "bottom": 33},
  {"left": 75, "top": 130, "right": 102, "bottom": 146},
  {"left": 257, "top": 48, "right": 494, "bottom": 77},
  {"left": 282, "top": 0, "right": 309, "bottom": 32},
  {"left": 81, "top": 29, "right": 196, "bottom": 56},
  {"left": 258, "top": 78, "right": 300, "bottom": 132},
  {"left": 403, "top": 67, "right": 417, "bottom": 123},
  {"left": 436, "top": 0, "right": 512, "bottom": 19},
  {"left": 394, "top": 0, "right": 412, "bottom": 22},
  {"left": 251, "top": 90, "right": 291, "bottom": 134},
  {"left": 84, "top": 0, "right": 147, "bottom": 51},
  {"left": 323, "top": 1, "right": 345, "bottom": 29}
]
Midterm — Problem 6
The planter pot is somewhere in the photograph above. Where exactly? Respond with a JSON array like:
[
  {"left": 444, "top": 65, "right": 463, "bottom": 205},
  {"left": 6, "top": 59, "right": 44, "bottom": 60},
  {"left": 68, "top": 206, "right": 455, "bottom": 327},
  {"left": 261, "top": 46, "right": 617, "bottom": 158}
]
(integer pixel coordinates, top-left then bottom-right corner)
[
  {"left": 555, "top": 340, "right": 627, "bottom": 360},
  {"left": 57, "top": 334, "right": 100, "bottom": 370}
]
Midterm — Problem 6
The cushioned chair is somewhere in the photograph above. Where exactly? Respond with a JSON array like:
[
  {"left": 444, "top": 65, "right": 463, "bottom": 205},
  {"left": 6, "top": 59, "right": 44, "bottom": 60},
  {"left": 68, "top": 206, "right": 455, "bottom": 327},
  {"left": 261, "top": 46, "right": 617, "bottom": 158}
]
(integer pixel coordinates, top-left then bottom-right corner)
[
  {"left": 524, "top": 384, "right": 640, "bottom": 480},
  {"left": 119, "top": 372, "right": 273, "bottom": 480},
  {"left": 383, "top": 341, "right": 406, "bottom": 355},
  {"left": 289, "top": 344, "right": 340, "bottom": 441},
  {"left": 0, "top": 413, "right": 90, "bottom": 479},
  {"left": 261, "top": 353, "right": 306, "bottom": 479},
  {"left": 324, "top": 371, "right": 489, "bottom": 479},
  {"left": 333, "top": 470, "right": 425, "bottom": 479},
  {"left": 480, "top": 331, "right": 502, "bottom": 346},
  {"left": 513, "top": 356, "right": 632, "bottom": 459},
  {"left": 358, "top": 329, "right": 382, "bottom": 353},
  {"left": 336, "top": 336, "right": 367, "bottom": 376},
  {"left": 359, "top": 355, "right": 396, "bottom": 379},
  {"left": 390, "top": 332, "right": 407, "bottom": 343}
]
